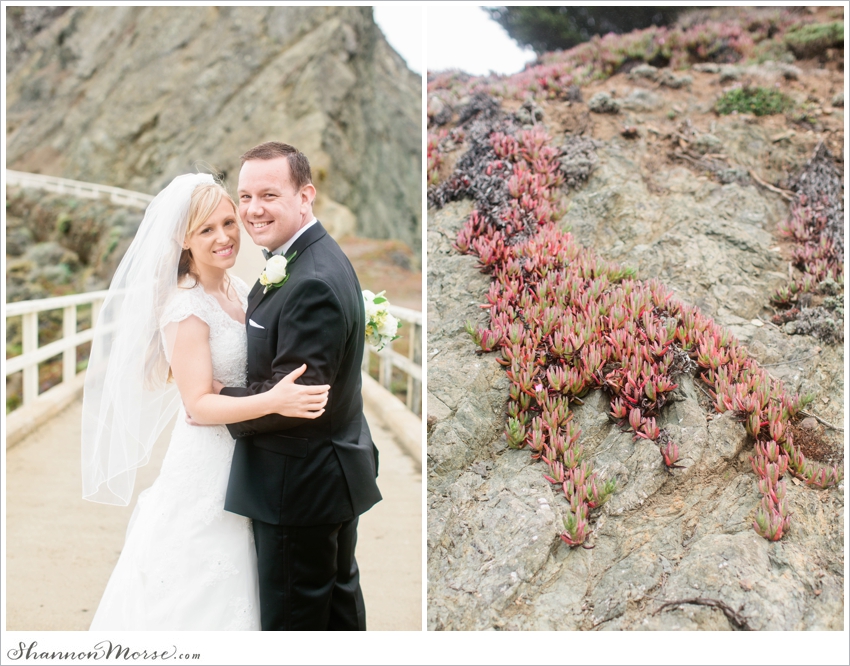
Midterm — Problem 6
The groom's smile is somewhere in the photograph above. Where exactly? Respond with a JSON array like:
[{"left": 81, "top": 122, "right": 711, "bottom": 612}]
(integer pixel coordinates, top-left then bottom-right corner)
[{"left": 237, "top": 156, "right": 316, "bottom": 252}]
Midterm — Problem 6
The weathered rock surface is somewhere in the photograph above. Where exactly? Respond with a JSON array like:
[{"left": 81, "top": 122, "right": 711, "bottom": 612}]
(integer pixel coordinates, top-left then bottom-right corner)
[
  {"left": 5, "top": 6, "right": 421, "bottom": 254},
  {"left": 427, "top": 95, "right": 844, "bottom": 630}
]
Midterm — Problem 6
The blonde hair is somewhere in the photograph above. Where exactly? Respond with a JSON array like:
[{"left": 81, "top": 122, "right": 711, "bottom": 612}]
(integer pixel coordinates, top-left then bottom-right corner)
[
  {"left": 167, "top": 182, "right": 238, "bottom": 384},
  {"left": 178, "top": 182, "right": 239, "bottom": 284}
]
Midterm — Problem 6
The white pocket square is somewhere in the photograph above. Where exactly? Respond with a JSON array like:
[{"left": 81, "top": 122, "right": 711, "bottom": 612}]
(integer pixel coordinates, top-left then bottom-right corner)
[{"left": 248, "top": 319, "right": 265, "bottom": 329}]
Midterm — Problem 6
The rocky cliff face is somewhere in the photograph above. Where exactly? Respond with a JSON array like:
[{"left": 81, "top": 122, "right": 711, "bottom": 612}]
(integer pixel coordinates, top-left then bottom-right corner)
[
  {"left": 428, "top": 199, "right": 844, "bottom": 631},
  {"left": 427, "top": 8, "right": 843, "bottom": 631},
  {"left": 5, "top": 6, "right": 421, "bottom": 253}
]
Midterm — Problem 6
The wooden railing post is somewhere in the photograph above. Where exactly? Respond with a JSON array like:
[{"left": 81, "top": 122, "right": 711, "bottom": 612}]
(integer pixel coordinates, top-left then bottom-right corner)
[
  {"left": 6, "top": 290, "right": 111, "bottom": 415},
  {"left": 63, "top": 305, "right": 77, "bottom": 382},
  {"left": 379, "top": 351, "right": 393, "bottom": 391},
  {"left": 22, "top": 311, "right": 38, "bottom": 406},
  {"left": 92, "top": 297, "right": 103, "bottom": 329}
]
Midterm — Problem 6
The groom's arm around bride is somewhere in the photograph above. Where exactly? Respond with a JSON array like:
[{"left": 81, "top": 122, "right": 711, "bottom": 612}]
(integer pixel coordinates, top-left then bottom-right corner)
[{"left": 218, "top": 142, "right": 381, "bottom": 630}]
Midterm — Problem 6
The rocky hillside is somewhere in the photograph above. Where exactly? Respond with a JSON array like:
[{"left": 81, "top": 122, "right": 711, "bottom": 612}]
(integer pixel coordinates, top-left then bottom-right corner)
[
  {"left": 5, "top": 5, "right": 421, "bottom": 253},
  {"left": 427, "top": 6, "right": 843, "bottom": 630}
]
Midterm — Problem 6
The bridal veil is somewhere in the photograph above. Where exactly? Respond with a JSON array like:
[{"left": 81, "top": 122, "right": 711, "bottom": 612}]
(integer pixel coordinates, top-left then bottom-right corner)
[{"left": 82, "top": 173, "right": 215, "bottom": 505}]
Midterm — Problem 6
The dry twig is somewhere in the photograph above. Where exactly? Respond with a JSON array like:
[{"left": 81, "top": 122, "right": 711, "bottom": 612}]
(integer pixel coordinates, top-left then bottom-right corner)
[
  {"left": 749, "top": 169, "right": 795, "bottom": 200},
  {"left": 654, "top": 597, "right": 750, "bottom": 630}
]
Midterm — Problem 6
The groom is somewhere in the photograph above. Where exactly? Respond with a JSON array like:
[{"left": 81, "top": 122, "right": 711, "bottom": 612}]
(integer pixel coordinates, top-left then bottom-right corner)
[{"left": 218, "top": 141, "right": 382, "bottom": 630}]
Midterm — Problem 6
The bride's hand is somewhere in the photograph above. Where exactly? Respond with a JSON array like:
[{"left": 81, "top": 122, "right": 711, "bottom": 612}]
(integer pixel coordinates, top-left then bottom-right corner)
[{"left": 269, "top": 364, "right": 329, "bottom": 418}]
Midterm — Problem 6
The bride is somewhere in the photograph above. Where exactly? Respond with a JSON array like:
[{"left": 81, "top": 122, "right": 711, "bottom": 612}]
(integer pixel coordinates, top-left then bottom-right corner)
[{"left": 81, "top": 173, "right": 327, "bottom": 630}]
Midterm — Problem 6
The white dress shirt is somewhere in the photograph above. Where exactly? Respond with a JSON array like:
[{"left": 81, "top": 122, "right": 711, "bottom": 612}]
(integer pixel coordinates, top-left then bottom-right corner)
[{"left": 270, "top": 217, "right": 318, "bottom": 257}]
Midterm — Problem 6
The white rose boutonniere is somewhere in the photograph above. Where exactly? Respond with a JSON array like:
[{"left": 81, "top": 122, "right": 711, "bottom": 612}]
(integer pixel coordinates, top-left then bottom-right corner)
[
  {"left": 259, "top": 252, "right": 295, "bottom": 293},
  {"left": 363, "top": 289, "right": 402, "bottom": 352}
]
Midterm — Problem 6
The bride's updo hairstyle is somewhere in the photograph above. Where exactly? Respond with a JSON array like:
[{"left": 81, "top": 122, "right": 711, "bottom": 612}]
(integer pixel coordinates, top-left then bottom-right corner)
[{"left": 178, "top": 182, "right": 239, "bottom": 285}]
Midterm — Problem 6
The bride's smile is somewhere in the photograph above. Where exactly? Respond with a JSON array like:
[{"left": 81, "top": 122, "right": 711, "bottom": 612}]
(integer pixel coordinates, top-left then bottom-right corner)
[{"left": 183, "top": 197, "right": 241, "bottom": 272}]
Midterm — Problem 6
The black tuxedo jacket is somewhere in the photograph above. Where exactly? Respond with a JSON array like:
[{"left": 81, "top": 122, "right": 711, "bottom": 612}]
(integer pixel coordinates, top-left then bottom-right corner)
[{"left": 222, "top": 221, "right": 381, "bottom": 526}]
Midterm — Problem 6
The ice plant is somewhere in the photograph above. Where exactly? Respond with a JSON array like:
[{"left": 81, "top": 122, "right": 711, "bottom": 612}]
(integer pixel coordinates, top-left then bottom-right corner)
[{"left": 435, "top": 89, "right": 841, "bottom": 547}]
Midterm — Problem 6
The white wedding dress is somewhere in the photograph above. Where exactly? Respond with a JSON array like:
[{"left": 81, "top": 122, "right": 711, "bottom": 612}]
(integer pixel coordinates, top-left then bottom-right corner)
[{"left": 90, "top": 277, "right": 261, "bottom": 631}]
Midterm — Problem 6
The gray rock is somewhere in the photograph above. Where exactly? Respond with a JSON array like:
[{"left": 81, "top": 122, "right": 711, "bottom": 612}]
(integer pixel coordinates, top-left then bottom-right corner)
[
  {"left": 658, "top": 69, "right": 693, "bottom": 89},
  {"left": 778, "top": 64, "right": 802, "bottom": 81},
  {"left": 427, "top": 108, "right": 845, "bottom": 631},
  {"left": 588, "top": 92, "right": 621, "bottom": 114},
  {"left": 693, "top": 63, "right": 721, "bottom": 73},
  {"left": 831, "top": 92, "right": 844, "bottom": 108},
  {"left": 716, "top": 168, "right": 750, "bottom": 185},
  {"left": 691, "top": 133, "right": 723, "bottom": 155},
  {"left": 621, "top": 88, "right": 663, "bottom": 112},
  {"left": 628, "top": 64, "right": 658, "bottom": 81},
  {"left": 719, "top": 65, "right": 742, "bottom": 82},
  {"left": 748, "top": 61, "right": 803, "bottom": 82},
  {"left": 515, "top": 99, "right": 544, "bottom": 126},
  {"left": 564, "top": 85, "right": 583, "bottom": 103},
  {"left": 4, "top": 6, "right": 69, "bottom": 74},
  {"left": 558, "top": 136, "right": 599, "bottom": 190},
  {"left": 5, "top": 6, "right": 421, "bottom": 256}
]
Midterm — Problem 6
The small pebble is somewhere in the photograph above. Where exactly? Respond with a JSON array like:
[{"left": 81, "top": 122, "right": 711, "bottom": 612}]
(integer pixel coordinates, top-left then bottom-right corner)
[{"left": 800, "top": 417, "right": 818, "bottom": 430}]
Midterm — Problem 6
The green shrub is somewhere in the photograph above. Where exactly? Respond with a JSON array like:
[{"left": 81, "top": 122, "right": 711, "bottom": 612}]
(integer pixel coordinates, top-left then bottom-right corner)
[
  {"left": 56, "top": 213, "right": 72, "bottom": 235},
  {"left": 790, "top": 100, "right": 820, "bottom": 126},
  {"left": 784, "top": 21, "right": 843, "bottom": 59},
  {"left": 6, "top": 394, "right": 22, "bottom": 414},
  {"left": 715, "top": 86, "right": 791, "bottom": 116}
]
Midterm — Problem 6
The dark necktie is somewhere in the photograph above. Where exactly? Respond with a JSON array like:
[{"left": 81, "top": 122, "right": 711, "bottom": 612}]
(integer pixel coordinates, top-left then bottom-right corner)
[{"left": 262, "top": 248, "right": 272, "bottom": 260}]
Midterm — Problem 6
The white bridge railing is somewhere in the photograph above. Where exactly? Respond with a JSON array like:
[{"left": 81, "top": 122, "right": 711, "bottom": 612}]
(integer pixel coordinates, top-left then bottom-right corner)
[
  {"left": 5, "top": 291, "right": 109, "bottom": 410},
  {"left": 6, "top": 293, "right": 422, "bottom": 418},
  {"left": 7, "top": 170, "right": 154, "bottom": 209},
  {"left": 362, "top": 305, "right": 422, "bottom": 416}
]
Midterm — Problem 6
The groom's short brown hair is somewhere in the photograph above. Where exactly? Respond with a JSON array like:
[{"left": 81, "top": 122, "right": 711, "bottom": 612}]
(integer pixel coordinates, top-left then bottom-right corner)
[{"left": 240, "top": 142, "right": 312, "bottom": 190}]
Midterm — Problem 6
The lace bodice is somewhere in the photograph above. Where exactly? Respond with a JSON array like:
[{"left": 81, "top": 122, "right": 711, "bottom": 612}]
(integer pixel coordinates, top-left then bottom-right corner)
[{"left": 161, "top": 276, "right": 249, "bottom": 387}]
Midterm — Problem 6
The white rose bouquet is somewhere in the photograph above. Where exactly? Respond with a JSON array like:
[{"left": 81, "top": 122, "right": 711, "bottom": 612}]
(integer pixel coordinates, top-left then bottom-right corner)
[{"left": 363, "top": 290, "right": 401, "bottom": 351}]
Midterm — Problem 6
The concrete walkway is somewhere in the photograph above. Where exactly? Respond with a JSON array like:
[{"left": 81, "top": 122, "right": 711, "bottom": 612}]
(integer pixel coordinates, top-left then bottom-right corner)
[{"left": 4, "top": 398, "right": 421, "bottom": 631}]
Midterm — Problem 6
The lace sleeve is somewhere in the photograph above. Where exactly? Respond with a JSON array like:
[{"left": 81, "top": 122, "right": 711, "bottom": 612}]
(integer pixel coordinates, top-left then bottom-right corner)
[
  {"left": 161, "top": 285, "right": 216, "bottom": 329},
  {"left": 159, "top": 286, "right": 216, "bottom": 365}
]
